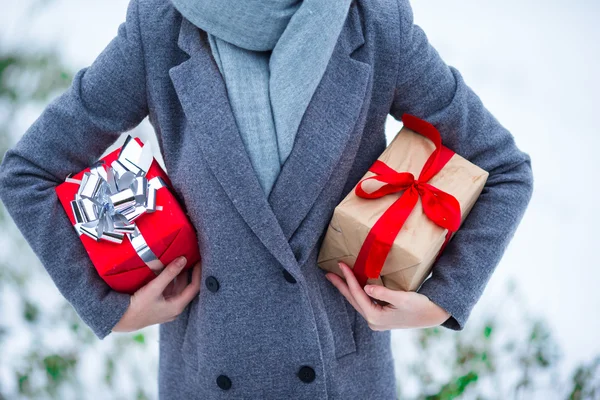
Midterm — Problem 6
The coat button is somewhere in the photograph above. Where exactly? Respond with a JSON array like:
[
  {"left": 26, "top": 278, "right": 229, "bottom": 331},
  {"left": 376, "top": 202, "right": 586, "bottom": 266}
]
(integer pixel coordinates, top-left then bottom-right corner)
[
  {"left": 282, "top": 269, "right": 297, "bottom": 284},
  {"left": 216, "top": 374, "right": 232, "bottom": 390},
  {"left": 298, "top": 366, "right": 315, "bottom": 383},
  {"left": 205, "top": 276, "right": 219, "bottom": 292}
]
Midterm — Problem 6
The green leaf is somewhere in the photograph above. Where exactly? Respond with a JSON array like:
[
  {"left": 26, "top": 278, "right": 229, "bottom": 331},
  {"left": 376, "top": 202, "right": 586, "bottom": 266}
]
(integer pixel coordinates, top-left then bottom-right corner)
[
  {"left": 16, "top": 371, "right": 31, "bottom": 395},
  {"left": 455, "top": 371, "right": 479, "bottom": 393},
  {"left": 132, "top": 333, "right": 145, "bottom": 344},
  {"left": 23, "top": 301, "right": 39, "bottom": 322},
  {"left": 43, "top": 354, "right": 77, "bottom": 384},
  {"left": 483, "top": 324, "right": 493, "bottom": 339},
  {"left": 104, "top": 357, "right": 115, "bottom": 387}
]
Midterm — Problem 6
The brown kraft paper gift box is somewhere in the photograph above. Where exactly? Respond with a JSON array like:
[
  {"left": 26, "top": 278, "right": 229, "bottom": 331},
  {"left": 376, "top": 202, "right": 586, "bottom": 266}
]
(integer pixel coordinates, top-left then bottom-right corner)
[{"left": 317, "top": 117, "right": 489, "bottom": 291}]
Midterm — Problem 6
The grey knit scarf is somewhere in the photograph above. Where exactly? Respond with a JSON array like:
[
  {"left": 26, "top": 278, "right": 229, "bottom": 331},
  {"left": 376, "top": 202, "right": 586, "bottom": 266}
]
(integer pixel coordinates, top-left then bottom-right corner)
[{"left": 169, "top": 0, "right": 353, "bottom": 196}]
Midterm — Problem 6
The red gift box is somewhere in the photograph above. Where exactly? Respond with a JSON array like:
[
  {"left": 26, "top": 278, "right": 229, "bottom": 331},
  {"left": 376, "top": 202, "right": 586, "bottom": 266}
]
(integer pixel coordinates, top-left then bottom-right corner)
[{"left": 55, "top": 136, "right": 200, "bottom": 294}]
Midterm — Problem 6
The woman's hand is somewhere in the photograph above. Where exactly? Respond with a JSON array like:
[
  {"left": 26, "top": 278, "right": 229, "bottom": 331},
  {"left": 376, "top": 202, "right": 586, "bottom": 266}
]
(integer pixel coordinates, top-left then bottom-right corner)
[
  {"left": 325, "top": 261, "right": 450, "bottom": 331},
  {"left": 112, "top": 256, "right": 202, "bottom": 333}
]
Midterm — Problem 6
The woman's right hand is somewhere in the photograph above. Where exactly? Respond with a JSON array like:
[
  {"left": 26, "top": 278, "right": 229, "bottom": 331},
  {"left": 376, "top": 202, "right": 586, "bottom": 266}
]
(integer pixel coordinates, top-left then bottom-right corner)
[{"left": 112, "top": 256, "right": 202, "bottom": 333}]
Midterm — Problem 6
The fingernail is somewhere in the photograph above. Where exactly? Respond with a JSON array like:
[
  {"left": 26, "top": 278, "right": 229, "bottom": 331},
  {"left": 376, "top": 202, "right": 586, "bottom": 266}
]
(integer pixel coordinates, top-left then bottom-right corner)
[
  {"left": 337, "top": 261, "right": 344, "bottom": 269},
  {"left": 177, "top": 256, "right": 187, "bottom": 267},
  {"left": 365, "top": 285, "right": 374, "bottom": 294}
]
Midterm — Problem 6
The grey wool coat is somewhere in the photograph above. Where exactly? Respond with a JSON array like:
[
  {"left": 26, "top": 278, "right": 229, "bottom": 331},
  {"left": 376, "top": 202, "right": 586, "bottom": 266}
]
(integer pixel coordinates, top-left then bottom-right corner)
[{"left": 0, "top": 0, "right": 534, "bottom": 398}]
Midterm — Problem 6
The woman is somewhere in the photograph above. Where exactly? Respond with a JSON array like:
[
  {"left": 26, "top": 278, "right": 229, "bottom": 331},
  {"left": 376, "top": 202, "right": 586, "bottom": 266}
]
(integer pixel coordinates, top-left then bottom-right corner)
[{"left": 0, "top": 0, "right": 533, "bottom": 397}]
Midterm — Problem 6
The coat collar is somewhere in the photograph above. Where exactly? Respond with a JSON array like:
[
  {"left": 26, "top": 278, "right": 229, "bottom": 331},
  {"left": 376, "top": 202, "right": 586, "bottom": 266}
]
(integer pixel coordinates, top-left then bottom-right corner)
[{"left": 168, "top": 2, "right": 371, "bottom": 275}]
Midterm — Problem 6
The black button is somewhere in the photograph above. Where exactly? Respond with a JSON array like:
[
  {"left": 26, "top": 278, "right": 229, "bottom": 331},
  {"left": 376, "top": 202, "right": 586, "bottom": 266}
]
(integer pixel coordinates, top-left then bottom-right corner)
[
  {"left": 205, "top": 276, "right": 219, "bottom": 293},
  {"left": 282, "top": 269, "right": 297, "bottom": 284},
  {"left": 216, "top": 374, "right": 231, "bottom": 390},
  {"left": 298, "top": 366, "right": 315, "bottom": 383}
]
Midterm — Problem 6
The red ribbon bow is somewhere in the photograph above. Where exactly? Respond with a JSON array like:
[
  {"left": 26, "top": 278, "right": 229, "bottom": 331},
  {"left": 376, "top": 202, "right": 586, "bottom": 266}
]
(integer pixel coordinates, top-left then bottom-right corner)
[{"left": 352, "top": 114, "right": 462, "bottom": 287}]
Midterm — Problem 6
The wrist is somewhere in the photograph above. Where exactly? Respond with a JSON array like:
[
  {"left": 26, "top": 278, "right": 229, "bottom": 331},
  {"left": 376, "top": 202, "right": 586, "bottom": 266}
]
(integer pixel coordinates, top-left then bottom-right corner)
[
  {"left": 112, "top": 295, "right": 135, "bottom": 333},
  {"left": 408, "top": 293, "right": 451, "bottom": 329},
  {"left": 425, "top": 296, "right": 451, "bottom": 326}
]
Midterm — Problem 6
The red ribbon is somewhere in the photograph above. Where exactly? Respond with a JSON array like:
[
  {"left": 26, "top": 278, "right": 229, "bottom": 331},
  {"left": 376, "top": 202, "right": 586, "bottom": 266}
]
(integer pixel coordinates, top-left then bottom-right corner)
[{"left": 352, "top": 114, "right": 462, "bottom": 287}]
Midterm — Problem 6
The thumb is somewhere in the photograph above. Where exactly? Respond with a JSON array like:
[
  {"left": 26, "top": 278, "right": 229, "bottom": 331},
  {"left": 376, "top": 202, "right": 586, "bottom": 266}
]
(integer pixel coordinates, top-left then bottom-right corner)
[{"left": 364, "top": 284, "right": 402, "bottom": 305}]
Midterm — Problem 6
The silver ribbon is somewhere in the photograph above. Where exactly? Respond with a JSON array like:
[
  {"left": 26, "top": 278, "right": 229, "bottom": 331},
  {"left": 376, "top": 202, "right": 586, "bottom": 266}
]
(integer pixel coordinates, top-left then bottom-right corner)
[{"left": 66, "top": 135, "right": 167, "bottom": 273}]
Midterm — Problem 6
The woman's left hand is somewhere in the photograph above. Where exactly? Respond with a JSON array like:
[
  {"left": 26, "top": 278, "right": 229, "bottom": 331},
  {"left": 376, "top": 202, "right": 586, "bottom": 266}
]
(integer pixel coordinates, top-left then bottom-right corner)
[{"left": 326, "top": 261, "right": 451, "bottom": 331}]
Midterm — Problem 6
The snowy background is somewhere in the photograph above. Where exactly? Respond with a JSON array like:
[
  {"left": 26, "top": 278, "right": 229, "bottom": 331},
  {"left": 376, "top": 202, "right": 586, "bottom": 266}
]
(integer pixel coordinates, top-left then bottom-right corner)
[{"left": 0, "top": 0, "right": 598, "bottom": 398}]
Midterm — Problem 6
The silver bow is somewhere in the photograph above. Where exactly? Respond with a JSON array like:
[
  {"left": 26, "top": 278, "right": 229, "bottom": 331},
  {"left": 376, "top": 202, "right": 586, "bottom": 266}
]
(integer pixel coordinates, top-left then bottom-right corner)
[{"left": 66, "top": 135, "right": 167, "bottom": 273}]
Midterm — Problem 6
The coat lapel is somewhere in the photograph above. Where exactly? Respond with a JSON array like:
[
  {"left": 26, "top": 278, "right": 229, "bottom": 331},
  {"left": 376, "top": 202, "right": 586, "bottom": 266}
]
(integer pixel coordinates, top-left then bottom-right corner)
[
  {"left": 169, "top": 17, "right": 298, "bottom": 271},
  {"left": 168, "top": 3, "right": 370, "bottom": 272},
  {"left": 268, "top": 2, "right": 371, "bottom": 241}
]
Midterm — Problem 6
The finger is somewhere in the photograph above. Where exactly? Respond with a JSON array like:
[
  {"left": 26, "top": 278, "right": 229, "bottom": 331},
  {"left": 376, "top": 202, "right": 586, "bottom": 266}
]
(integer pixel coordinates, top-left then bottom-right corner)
[
  {"left": 325, "top": 272, "right": 365, "bottom": 317},
  {"left": 364, "top": 284, "right": 403, "bottom": 308},
  {"left": 167, "top": 261, "right": 202, "bottom": 313},
  {"left": 338, "top": 262, "right": 383, "bottom": 315},
  {"left": 163, "top": 279, "right": 177, "bottom": 298},
  {"left": 164, "top": 269, "right": 188, "bottom": 300},
  {"left": 147, "top": 256, "right": 187, "bottom": 296},
  {"left": 172, "top": 268, "right": 191, "bottom": 295}
]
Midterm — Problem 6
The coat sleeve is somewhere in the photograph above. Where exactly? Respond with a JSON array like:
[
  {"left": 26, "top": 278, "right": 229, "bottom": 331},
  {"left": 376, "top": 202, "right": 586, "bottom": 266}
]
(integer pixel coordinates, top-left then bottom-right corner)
[
  {"left": 389, "top": 0, "right": 534, "bottom": 330},
  {"left": 0, "top": 0, "right": 148, "bottom": 339}
]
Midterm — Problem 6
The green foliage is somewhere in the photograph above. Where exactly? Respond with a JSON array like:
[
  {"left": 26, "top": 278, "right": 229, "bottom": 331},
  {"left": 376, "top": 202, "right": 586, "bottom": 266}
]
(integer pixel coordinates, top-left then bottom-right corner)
[
  {"left": 0, "top": 50, "right": 72, "bottom": 162},
  {"left": 568, "top": 356, "right": 600, "bottom": 400},
  {"left": 42, "top": 353, "right": 78, "bottom": 391},
  {"left": 133, "top": 333, "right": 146, "bottom": 344},
  {"left": 14, "top": 351, "right": 78, "bottom": 398},
  {"left": 0, "top": 52, "right": 71, "bottom": 103},
  {"left": 23, "top": 301, "right": 39, "bottom": 323},
  {"left": 104, "top": 357, "right": 115, "bottom": 386},
  {"left": 393, "top": 283, "right": 600, "bottom": 399}
]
